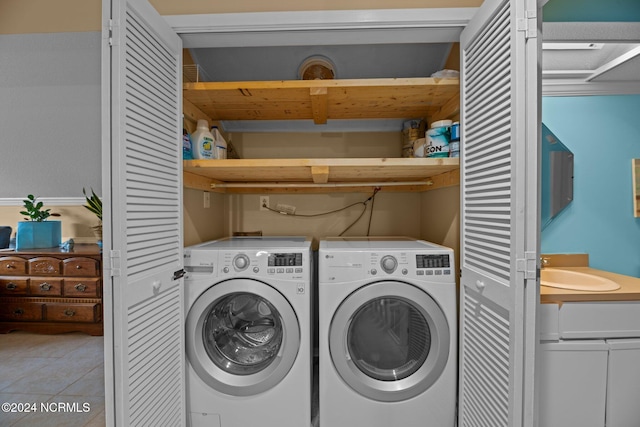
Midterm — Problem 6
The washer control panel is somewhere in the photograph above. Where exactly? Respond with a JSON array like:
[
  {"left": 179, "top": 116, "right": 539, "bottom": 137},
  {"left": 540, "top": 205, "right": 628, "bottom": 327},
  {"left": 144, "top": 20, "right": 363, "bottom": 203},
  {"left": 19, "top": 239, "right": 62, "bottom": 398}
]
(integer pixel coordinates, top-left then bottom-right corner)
[{"left": 219, "top": 251, "right": 306, "bottom": 280}]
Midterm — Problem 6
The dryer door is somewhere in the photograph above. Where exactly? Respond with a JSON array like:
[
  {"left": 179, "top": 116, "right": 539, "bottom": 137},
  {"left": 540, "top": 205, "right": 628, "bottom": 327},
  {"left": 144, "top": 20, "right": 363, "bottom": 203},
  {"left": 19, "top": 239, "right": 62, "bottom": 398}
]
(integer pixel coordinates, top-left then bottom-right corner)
[
  {"left": 329, "top": 280, "right": 450, "bottom": 402},
  {"left": 186, "top": 278, "right": 300, "bottom": 396}
]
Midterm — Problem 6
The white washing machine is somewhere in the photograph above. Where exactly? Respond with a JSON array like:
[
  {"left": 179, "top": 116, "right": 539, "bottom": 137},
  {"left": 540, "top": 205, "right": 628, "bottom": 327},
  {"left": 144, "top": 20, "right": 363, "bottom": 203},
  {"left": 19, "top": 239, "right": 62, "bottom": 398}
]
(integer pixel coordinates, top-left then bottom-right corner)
[
  {"left": 184, "top": 236, "right": 312, "bottom": 427},
  {"left": 318, "top": 237, "right": 457, "bottom": 427}
]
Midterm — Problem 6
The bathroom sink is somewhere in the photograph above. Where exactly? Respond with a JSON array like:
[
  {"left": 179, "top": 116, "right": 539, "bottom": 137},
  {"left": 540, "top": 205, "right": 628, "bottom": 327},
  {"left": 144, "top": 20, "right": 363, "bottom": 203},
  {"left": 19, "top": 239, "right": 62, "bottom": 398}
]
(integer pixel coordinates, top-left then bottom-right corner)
[{"left": 540, "top": 268, "right": 621, "bottom": 291}]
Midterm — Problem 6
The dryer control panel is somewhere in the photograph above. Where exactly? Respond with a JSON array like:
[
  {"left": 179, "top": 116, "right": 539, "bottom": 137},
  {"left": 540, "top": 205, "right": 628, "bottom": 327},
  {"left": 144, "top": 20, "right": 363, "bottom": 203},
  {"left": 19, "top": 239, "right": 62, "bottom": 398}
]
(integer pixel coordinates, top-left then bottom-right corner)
[{"left": 320, "top": 250, "right": 454, "bottom": 283}]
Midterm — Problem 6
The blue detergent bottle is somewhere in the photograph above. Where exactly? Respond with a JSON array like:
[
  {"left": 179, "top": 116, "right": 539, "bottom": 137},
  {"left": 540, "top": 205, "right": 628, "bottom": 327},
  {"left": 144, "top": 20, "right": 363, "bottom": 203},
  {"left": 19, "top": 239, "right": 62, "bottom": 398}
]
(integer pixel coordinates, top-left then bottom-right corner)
[{"left": 183, "top": 128, "right": 193, "bottom": 160}]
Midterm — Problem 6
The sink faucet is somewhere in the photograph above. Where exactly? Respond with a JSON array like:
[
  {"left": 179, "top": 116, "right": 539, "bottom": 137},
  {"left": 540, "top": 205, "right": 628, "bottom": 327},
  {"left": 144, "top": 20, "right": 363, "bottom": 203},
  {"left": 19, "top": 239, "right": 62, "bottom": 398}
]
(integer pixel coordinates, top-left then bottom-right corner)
[{"left": 540, "top": 257, "right": 550, "bottom": 268}]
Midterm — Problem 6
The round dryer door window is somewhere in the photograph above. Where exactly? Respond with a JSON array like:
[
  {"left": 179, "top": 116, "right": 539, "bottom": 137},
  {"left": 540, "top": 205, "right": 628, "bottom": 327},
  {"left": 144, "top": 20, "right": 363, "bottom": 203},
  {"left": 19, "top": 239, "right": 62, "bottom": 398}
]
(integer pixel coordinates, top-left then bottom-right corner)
[
  {"left": 186, "top": 279, "right": 300, "bottom": 396},
  {"left": 329, "top": 281, "right": 450, "bottom": 402}
]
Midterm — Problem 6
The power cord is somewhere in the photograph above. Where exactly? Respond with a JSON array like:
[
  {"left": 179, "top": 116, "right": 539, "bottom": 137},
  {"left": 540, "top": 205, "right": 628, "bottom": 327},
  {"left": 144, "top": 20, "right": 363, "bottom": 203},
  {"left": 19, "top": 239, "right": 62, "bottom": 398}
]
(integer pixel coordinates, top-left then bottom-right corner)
[{"left": 263, "top": 187, "right": 381, "bottom": 236}]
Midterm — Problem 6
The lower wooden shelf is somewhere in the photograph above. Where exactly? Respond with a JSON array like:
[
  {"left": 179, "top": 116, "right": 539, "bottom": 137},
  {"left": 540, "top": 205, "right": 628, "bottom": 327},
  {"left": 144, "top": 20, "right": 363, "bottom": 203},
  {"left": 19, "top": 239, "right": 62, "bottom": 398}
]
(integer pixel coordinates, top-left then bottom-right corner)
[{"left": 183, "top": 158, "right": 460, "bottom": 193}]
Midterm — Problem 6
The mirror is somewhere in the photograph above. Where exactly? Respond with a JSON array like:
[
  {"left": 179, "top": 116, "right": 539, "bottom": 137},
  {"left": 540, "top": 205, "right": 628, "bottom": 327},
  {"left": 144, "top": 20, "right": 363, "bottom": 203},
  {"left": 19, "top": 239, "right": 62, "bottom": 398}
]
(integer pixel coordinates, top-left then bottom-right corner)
[{"left": 541, "top": 123, "right": 574, "bottom": 230}]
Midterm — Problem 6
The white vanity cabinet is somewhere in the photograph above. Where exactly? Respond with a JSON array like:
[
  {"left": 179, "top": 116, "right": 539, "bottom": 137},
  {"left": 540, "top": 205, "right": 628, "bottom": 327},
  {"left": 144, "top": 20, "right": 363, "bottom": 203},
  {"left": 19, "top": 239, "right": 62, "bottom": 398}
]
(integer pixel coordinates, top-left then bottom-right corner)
[
  {"left": 539, "top": 340, "right": 608, "bottom": 427},
  {"left": 539, "top": 302, "right": 640, "bottom": 427},
  {"left": 606, "top": 339, "right": 640, "bottom": 427}
]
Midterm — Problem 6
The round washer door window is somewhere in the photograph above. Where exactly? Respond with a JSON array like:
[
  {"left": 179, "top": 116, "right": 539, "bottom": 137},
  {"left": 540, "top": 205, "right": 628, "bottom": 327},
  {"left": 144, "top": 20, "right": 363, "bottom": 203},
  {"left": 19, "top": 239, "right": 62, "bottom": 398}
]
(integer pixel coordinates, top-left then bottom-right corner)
[
  {"left": 186, "top": 279, "right": 300, "bottom": 396},
  {"left": 329, "top": 281, "right": 450, "bottom": 402}
]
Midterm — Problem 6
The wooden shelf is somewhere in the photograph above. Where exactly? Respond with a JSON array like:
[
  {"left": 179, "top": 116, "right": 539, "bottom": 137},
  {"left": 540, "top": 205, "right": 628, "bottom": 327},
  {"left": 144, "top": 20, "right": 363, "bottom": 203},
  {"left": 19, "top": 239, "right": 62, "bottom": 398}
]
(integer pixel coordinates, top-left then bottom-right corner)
[
  {"left": 183, "top": 77, "right": 460, "bottom": 124},
  {"left": 182, "top": 78, "right": 460, "bottom": 194},
  {"left": 183, "top": 158, "right": 459, "bottom": 193}
]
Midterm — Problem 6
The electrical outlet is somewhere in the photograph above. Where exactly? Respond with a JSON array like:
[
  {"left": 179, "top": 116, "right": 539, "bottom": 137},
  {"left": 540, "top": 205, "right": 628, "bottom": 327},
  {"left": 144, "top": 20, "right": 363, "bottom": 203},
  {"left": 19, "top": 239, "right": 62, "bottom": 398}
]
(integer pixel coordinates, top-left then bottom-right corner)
[
  {"left": 259, "top": 196, "right": 269, "bottom": 211},
  {"left": 203, "top": 191, "right": 210, "bottom": 208}
]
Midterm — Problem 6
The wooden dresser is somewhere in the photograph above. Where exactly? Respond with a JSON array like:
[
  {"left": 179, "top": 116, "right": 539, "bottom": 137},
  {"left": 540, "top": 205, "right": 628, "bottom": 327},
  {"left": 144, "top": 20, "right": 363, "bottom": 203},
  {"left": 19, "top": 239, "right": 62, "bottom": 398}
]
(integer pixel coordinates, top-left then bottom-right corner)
[{"left": 0, "top": 244, "right": 103, "bottom": 336}]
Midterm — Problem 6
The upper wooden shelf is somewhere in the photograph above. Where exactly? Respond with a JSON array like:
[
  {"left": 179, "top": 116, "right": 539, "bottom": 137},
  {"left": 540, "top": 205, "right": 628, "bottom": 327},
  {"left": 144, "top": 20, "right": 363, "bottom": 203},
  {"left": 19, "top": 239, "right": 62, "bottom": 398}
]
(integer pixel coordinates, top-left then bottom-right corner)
[
  {"left": 183, "top": 77, "right": 460, "bottom": 124},
  {"left": 183, "top": 158, "right": 460, "bottom": 194}
]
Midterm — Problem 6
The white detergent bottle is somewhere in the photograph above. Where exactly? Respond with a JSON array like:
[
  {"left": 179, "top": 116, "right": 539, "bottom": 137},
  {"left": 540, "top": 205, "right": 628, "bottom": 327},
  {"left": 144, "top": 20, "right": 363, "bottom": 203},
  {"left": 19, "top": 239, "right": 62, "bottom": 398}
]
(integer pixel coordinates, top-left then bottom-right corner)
[
  {"left": 211, "top": 126, "right": 228, "bottom": 160},
  {"left": 191, "top": 119, "right": 215, "bottom": 159}
]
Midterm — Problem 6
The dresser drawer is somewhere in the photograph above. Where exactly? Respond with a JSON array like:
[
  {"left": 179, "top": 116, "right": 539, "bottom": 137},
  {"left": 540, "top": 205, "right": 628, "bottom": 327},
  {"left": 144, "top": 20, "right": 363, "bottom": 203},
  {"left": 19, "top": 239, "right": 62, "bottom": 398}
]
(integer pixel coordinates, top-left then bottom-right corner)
[
  {"left": 63, "top": 278, "right": 101, "bottom": 297},
  {"left": 29, "top": 257, "right": 62, "bottom": 276},
  {"left": 63, "top": 258, "right": 99, "bottom": 277},
  {"left": 0, "top": 257, "right": 27, "bottom": 275},
  {"left": 29, "top": 278, "right": 63, "bottom": 296},
  {"left": 44, "top": 303, "right": 101, "bottom": 323},
  {"left": 0, "top": 278, "right": 29, "bottom": 295},
  {"left": 0, "top": 302, "right": 44, "bottom": 321}
]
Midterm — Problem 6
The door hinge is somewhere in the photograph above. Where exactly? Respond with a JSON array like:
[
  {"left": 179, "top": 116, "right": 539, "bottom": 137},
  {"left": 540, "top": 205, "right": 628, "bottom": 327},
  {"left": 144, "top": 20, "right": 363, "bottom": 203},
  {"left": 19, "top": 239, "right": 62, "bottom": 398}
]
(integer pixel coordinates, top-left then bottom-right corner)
[
  {"left": 173, "top": 269, "right": 186, "bottom": 281},
  {"left": 516, "top": 251, "right": 537, "bottom": 280},
  {"left": 109, "top": 250, "right": 121, "bottom": 277},
  {"left": 107, "top": 19, "right": 119, "bottom": 47},
  {"left": 517, "top": 10, "right": 538, "bottom": 39},
  {"left": 107, "top": 19, "right": 113, "bottom": 47}
]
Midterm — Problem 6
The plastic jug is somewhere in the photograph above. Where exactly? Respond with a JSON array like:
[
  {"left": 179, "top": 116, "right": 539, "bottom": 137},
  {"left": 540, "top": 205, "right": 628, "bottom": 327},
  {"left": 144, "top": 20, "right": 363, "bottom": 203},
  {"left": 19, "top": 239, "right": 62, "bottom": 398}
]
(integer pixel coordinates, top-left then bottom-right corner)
[
  {"left": 211, "top": 126, "right": 227, "bottom": 160},
  {"left": 191, "top": 120, "right": 215, "bottom": 159}
]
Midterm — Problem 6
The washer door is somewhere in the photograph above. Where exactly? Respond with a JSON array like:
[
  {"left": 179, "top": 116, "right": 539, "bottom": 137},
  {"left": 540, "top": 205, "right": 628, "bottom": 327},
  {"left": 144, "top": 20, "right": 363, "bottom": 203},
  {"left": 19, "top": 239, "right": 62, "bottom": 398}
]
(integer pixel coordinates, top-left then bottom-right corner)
[
  {"left": 186, "top": 278, "right": 300, "bottom": 396},
  {"left": 329, "top": 281, "right": 450, "bottom": 402}
]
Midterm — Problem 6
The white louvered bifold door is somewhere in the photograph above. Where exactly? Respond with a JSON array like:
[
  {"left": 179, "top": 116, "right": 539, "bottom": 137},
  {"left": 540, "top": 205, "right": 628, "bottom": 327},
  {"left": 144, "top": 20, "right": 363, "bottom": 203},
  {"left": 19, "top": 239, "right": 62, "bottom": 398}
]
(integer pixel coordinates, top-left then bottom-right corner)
[
  {"left": 459, "top": 0, "right": 540, "bottom": 426},
  {"left": 102, "top": 0, "right": 185, "bottom": 425}
]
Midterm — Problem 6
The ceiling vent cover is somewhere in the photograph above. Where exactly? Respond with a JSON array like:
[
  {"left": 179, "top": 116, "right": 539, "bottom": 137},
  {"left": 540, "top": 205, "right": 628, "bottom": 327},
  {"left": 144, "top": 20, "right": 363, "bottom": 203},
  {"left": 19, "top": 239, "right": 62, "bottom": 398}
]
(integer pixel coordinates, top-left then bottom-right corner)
[{"left": 298, "top": 55, "right": 336, "bottom": 80}]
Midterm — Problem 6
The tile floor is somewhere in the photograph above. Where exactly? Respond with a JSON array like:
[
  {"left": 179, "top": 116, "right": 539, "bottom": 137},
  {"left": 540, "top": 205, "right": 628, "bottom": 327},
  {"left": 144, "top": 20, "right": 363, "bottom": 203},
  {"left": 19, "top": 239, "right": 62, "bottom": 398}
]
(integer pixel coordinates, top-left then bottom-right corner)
[{"left": 0, "top": 331, "right": 105, "bottom": 427}]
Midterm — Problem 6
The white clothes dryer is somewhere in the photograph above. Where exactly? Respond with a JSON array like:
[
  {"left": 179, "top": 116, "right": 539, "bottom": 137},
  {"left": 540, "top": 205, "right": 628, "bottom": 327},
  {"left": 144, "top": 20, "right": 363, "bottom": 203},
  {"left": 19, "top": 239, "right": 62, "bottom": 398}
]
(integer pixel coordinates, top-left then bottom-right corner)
[
  {"left": 184, "top": 237, "right": 312, "bottom": 427},
  {"left": 318, "top": 237, "right": 457, "bottom": 427}
]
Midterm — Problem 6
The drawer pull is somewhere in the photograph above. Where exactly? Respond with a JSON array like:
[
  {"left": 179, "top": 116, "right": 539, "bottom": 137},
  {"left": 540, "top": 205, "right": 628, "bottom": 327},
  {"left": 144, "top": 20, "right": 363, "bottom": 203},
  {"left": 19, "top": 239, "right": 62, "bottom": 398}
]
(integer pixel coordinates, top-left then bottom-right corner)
[
  {"left": 6, "top": 282, "right": 17, "bottom": 290},
  {"left": 6, "top": 264, "right": 15, "bottom": 269},
  {"left": 13, "top": 308, "right": 24, "bottom": 316},
  {"left": 76, "top": 265, "right": 82, "bottom": 270},
  {"left": 63, "top": 309, "right": 76, "bottom": 317},
  {"left": 40, "top": 282, "right": 52, "bottom": 291},
  {"left": 74, "top": 283, "right": 87, "bottom": 292}
]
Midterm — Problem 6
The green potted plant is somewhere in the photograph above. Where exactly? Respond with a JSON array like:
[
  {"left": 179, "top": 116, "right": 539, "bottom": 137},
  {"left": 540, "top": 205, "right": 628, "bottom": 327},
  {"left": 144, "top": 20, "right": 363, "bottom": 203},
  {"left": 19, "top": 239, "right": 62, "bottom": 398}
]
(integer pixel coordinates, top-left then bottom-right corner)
[
  {"left": 83, "top": 188, "right": 102, "bottom": 246},
  {"left": 16, "top": 194, "right": 62, "bottom": 250}
]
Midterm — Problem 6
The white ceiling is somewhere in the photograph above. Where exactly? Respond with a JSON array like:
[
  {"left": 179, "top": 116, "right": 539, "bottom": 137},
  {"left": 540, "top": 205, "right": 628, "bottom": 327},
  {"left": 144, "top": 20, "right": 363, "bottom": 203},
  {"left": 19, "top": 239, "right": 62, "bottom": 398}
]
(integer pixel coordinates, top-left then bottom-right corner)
[{"left": 541, "top": 22, "right": 640, "bottom": 95}]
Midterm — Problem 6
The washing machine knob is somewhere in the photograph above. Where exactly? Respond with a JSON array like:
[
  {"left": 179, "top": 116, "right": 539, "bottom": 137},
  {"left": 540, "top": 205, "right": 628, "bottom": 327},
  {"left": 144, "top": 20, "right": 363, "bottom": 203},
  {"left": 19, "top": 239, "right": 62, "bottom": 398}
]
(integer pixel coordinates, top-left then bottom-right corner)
[
  {"left": 380, "top": 255, "right": 398, "bottom": 274},
  {"left": 233, "top": 254, "right": 250, "bottom": 270}
]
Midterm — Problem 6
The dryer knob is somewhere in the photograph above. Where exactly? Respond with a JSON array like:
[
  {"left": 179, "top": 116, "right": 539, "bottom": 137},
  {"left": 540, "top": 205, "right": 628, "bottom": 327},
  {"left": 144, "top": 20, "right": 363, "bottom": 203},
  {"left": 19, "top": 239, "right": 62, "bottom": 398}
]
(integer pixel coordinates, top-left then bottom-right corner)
[
  {"left": 380, "top": 256, "right": 398, "bottom": 274},
  {"left": 233, "top": 254, "right": 250, "bottom": 270}
]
